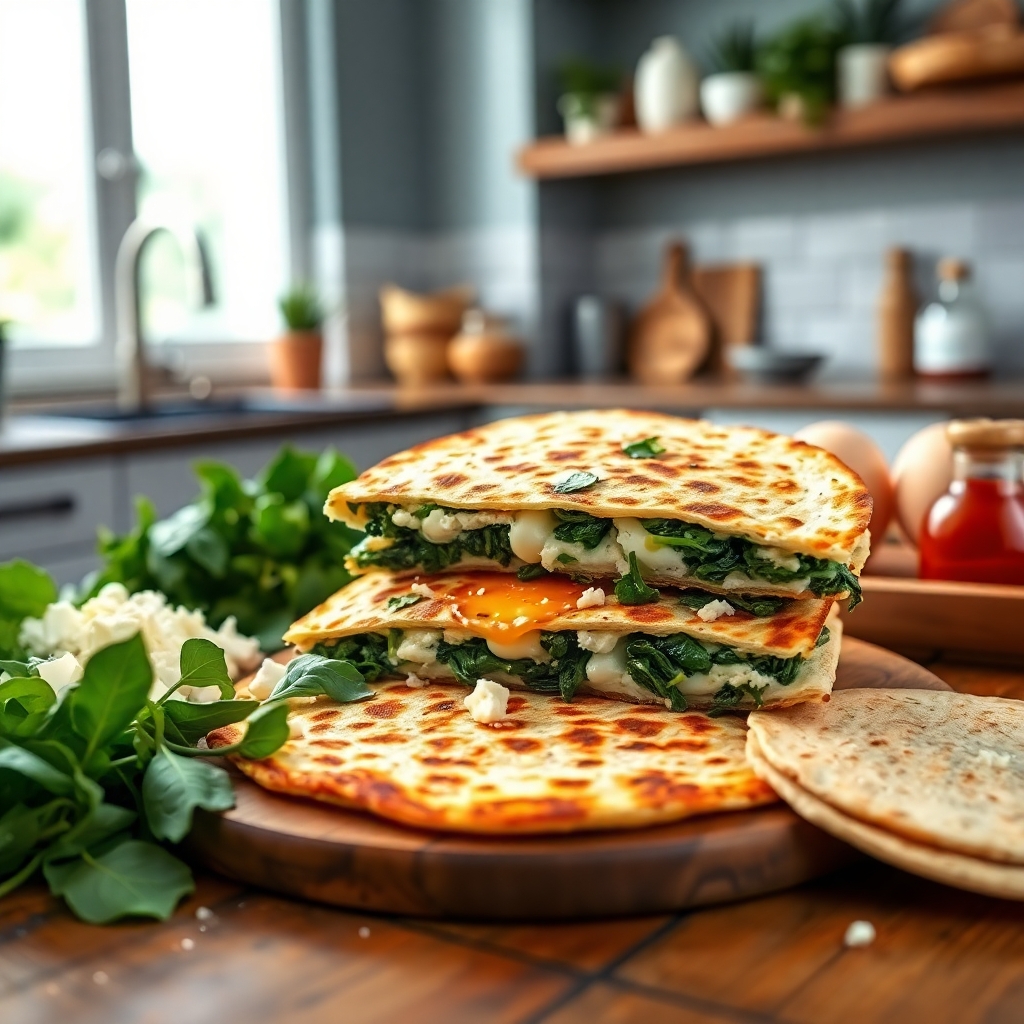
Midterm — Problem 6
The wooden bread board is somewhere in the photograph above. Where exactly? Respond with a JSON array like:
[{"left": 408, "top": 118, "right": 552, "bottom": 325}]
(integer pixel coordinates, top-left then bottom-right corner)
[
  {"left": 187, "top": 638, "right": 948, "bottom": 921},
  {"left": 841, "top": 575, "right": 1024, "bottom": 662}
]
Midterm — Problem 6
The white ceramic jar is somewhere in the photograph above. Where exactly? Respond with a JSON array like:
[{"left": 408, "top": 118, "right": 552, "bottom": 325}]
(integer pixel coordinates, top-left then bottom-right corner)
[
  {"left": 634, "top": 36, "right": 699, "bottom": 132},
  {"left": 700, "top": 71, "right": 763, "bottom": 126},
  {"left": 837, "top": 43, "right": 891, "bottom": 108},
  {"left": 914, "top": 259, "right": 990, "bottom": 377}
]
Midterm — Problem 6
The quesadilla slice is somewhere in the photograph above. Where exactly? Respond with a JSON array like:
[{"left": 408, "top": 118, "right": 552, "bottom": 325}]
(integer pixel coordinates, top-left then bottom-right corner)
[
  {"left": 326, "top": 410, "right": 871, "bottom": 606},
  {"left": 283, "top": 568, "right": 841, "bottom": 714},
  {"left": 209, "top": 680, "right": 778, "bottom": 834}
]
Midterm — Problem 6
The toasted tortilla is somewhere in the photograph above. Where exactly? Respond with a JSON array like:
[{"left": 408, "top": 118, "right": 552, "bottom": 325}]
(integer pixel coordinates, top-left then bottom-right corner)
[
  {"left": 747, "top": 732, "right": 1024, "bottom": 901},
  {"left": 285, "top": 568, "right": 833, "bottom": 658},
  {"left": 209, "top": 681, "right": 778, "bottom": 834},
  {"left": 327, "top": 410, "right": 871, "bottom": 563},
  {"left": 748, "top": 690, "right": 1024, "bottom": 866}
]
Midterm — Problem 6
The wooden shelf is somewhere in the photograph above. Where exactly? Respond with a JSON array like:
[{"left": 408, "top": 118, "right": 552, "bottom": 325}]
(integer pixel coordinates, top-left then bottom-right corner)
[{"left": 517, "top": 81, "right": 1024, "bottom": 179}]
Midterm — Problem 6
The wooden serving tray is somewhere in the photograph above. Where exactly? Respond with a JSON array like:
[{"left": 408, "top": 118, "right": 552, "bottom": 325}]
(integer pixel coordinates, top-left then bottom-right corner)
[
  {"left": 187, "top": 638, "right": 947, "bottom": 921},
  {"left": 841, "top": 576, "right": 1024, "bottom": 662}
]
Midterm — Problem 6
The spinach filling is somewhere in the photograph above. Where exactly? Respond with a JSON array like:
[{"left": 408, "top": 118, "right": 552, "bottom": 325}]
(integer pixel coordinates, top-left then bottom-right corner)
[
  {"left": 352, "top": 502, "right": 515, "bottom": 574},
  {"left": 311, "top": 625, "right": 829, "bottom": 714},
  {"left": 639, "top": 519, "right": 862, "bottom": 609},
  {"left": 348, "top": 503, "right": 861, "bottom": 608}
]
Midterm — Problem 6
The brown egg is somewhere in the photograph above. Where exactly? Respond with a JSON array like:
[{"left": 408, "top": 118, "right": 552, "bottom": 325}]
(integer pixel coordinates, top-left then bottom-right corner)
[
  {"left": 794, "top": 421, "right": 894, "bottom": 541},
  {"left": 891, "top": 422, "right": 953, "bottom": 546}
]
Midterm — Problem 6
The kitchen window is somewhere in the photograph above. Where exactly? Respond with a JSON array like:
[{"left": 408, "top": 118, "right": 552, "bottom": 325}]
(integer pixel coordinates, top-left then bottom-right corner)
[{"left": 1, "top": 0, "right": 296, "bottom": 393}]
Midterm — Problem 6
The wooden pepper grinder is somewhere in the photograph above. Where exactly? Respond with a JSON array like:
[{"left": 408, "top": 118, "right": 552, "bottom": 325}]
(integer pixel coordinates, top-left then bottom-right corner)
[{"left": 877, "top": 247, "right": 918, "bottom": 381}]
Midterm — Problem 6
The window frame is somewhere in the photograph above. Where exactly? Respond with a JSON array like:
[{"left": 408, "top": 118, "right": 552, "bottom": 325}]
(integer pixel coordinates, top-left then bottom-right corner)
[{"left": 7, "top": 0, "right": 307, "bottom": 396}]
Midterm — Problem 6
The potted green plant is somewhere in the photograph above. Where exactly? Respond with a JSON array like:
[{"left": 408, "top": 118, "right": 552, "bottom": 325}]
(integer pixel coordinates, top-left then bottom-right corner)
[
  {"left": 834, "top": 0, "right": 904, "bottom": 107},
  {"left": 700, "top": 21, "right": 763, "bottom": 126},
  {"left": 556, "top": 58, "right": 622, "bottom": 145},
  {"left": 272, "top": 284, "right": 323, "bottom": 391},
  {"left": 757, "top": 17, "right": 845, "bottom": 124}
]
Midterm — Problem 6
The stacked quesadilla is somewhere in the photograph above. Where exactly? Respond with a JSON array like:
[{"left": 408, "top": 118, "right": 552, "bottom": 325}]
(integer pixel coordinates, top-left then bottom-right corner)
[{"left": 214, "top": 410, "right": 870, "bottom": 835}]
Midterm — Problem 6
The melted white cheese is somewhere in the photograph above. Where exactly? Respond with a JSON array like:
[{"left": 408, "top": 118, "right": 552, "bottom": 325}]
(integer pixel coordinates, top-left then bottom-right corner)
[
  {"left": 753, "top": 545, "right": 802, "bottom": 572},
  {"left": 509, "top": 510, "right": 558, "bottom": 563},
  {"left": 486, "top": 630, "right": 549, "bottom": 662},
  {"left": 696, "top": 600, "right": 735, "bottom": 623},
  {"left": 614, "top": 518, "right": 690, "bottom": 574},
  {"left": 721, "top": 571, "right": 809, "bottom": 593},
  {"left": 395, "top": 629, "right": 442, "bottom": 664},
  {"left": 539, "top": 530, "right": 627, "bottom": 575}
]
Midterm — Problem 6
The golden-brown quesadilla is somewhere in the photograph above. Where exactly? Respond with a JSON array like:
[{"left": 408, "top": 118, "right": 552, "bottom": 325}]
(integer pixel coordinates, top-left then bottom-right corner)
[
  {"left": 325, "top": 410, "right": 871, "bottom": 606},
  {"left": 283, "top": 568, "right": 841, "bottom": 714},
  {"left": 209, "top": 679, "right": 778, "bottom": 834}
]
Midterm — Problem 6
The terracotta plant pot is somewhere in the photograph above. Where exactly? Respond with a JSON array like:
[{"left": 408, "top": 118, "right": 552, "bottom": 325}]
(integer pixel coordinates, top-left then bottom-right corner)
[
  {"left": 384, "top": 333, "right": 451, "bottom": 386},
  {"left": 270, "top": 330, "right": 322, "bottom": 391}
]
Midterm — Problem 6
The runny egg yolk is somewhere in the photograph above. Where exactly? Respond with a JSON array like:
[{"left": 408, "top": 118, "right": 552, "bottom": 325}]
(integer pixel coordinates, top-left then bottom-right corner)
[{"left": 444, "top": 572, "right": 587, "bottom": 639}]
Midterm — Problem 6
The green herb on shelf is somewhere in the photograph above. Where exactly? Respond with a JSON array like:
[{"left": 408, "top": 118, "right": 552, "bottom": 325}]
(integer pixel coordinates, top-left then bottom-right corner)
[
  {"left": 278, "top": 283, "right": 323, "bottom": 331},
  {"left": 708, "top": 20, "right": 758, "bottom": 73}
]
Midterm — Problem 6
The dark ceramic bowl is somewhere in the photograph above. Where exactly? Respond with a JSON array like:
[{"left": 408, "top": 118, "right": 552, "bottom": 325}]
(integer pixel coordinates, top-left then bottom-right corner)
[{"left": 726, "top": 347, "right": 824, "bottom": 383}]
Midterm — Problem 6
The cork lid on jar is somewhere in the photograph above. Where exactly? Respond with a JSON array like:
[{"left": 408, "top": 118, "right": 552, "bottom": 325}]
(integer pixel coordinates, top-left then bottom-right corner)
[
  {"left": 937, "top": 258, "right": 971, "bottom": 282},
  {"left": 946, "top": 418, "right": 1024, "bottom": 449}
]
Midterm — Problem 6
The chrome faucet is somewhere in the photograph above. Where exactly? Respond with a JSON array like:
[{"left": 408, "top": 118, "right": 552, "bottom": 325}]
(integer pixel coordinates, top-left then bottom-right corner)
[{"left": 114, "top": 218, "right": 215, "bottom": 412}]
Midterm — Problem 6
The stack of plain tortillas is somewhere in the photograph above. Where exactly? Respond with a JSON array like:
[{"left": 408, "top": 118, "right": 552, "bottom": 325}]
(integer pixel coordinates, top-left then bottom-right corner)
[{"left": 747, "top": 690, "right": 1024, "bottom": 899}]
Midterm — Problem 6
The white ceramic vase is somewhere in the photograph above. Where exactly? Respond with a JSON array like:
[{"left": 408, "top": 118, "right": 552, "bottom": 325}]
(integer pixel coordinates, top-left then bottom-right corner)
[
  {"left": 699, "top": 71, "right": 763, "bottom": 126},
  {"left": 837, "top": 43, "right": 891, "bottom": 108},
  {"left": 557, "top": 92, "right": 620, "bottom": 145},
  {"left": 634, "top": 36, "right": 699, "bottom": 133}
]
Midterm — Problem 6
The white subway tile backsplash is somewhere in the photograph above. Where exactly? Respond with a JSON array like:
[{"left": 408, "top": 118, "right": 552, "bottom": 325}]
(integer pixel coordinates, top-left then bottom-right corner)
[
  {"left": 975, "top": 200, "right": 1024, "bottom": 255},
  {"left": 732, "top": 216, "right": 803, "bottom": 261},
  {"left": 802, "top": 211, "right": 887, "bottom": 260}
]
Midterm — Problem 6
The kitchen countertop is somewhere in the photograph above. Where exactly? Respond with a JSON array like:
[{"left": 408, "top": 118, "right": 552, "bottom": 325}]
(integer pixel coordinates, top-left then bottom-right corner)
[
  {"left": 4, "top": 377, "right": 1022, "bottom": 468},
  {"left": 3, "top": 655, "right": 1023, "bottom": 1024}
]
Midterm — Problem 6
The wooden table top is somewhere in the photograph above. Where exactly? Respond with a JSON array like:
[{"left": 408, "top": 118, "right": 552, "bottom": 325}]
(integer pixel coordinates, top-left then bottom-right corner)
[{"left": 4, "top": 656, "right": 1023, "bottom": 1024}]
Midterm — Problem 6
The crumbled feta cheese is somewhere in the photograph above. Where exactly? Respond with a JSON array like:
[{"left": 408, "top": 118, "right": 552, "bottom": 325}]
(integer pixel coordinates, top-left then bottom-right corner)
[
  {"left": 576, "top": 587, "right": 606, "bottom": 609},
  {"left": 753, "top": 545, "right": 802, "bottom": 573},
  {"left": 390, "top": 509, "right": 419, "bottom": 529},
  {"left": 35, "top": 652, "right": 83, "bottom": 693},
  {"left": 405, "top": 673, "right": 428, "bottom": 688},
  {"left": 195, "top": 906, "right": 215, "bottom": 921},
  {"left": 476, "top": 588, "right": 486, "bottom": 596},
  {"left": 512, "top": 615, "right": 530, "bottom": 628},
  {"left": 844, "top": 920, "right": 876, "bottom": 947},
  {"left": 696, "top": 599, "right": 736, "bottom": 623},
  {"left": 976, "top": 747, "right": 1013, "bottom": 768},
  {"left": 248, "top": 658, "right": 288, "bottom": 701},
  {"left": 19, "top": 583, "right": 261, "bottom": 703},
  {"left": 395, "top": 629, "right": 442, "bottom": 665},
  {"left": 540, "top": 597, "right": 548, "bottom": 605},
  {"left": 288, "top": 715, "right": 307, "bottom": 740},
  {"left": 576, "top": 631, "right": 618, "bottom": 654},
  {"left": 411, "top": 582, "right": 436, "bottom": 598},
  {"left": 464, "top": 678, "right": 510, "bottom": 724}
]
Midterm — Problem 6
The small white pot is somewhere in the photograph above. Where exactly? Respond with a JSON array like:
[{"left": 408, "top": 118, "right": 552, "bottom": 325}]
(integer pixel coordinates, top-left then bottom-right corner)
[
  {"left": 837, "top": 43, "right": 891, "bottom": 108},
  {"left": 634, "top": 36, "right": 699, "bottom": 133},
  {"left": 700, "top": 71, "right": 763, "bottom": 126},
  {"left": 557, "top": 92, "right": 620, "bottom": 145}
]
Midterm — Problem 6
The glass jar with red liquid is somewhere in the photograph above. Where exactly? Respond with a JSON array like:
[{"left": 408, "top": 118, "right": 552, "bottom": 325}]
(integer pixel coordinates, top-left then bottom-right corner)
[{"left": 920, "top": 419, "right": 1024, "bottom": 585}]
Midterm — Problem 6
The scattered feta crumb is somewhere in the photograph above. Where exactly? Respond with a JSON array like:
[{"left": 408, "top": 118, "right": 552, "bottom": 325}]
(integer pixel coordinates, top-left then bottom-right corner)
[
  {"left": 288, "top": 715, "right": 307, "bottom": 740},
  {"left": 464, "top": 678, "right": 510, "bottom": 724},
  {"left": 696, "top": 599, "right": 736, "bottom": 623},
  {"left": 476, "top": 588, "right": 486, "bottom": 596},
  {"left": 496, "top": 622, "right": 509, "bottom": 631},
  {"left": 512, "top": 615, "right": 530, "bottom": 628},
  {"left": 405, "top": 673, "right": 428, "bottom": 688},
  {"left": 844, "top": 920, "right": 876, "bottom": 948},
  {"left": 248, "top": 657, "right": 288, "bottom": 701},
  {"left": 180, "top": 938, "right": 195, "bottom": 951},
  {"left": 576, "top": 587, "right": 606, "bottom": 610},
  {"left": 540, "top": 597, "right": 549, "bottom": 605},
  {"left": 92, "top": 971, "right": 109, "bottom": 986},
  {"left": 358, "top": 926, "right": 371, "bottom": 939},
  {"left": 35, "top": 652, "right": 83, "bottom": 694},
  {"left": 576, "top": 630, "right": 618, "bottom": 654},
  {"left": 411, "top": 582, "right": 436, "bottom": 598},
  {"left": 976, "top": 747, "right": 1013, "bottom": 767},
  {"left": 19, "top": 583, "right": 261, "bottom": 703},
  {"left": 195, "top": 906, "right": 215, "bottom": 921}
]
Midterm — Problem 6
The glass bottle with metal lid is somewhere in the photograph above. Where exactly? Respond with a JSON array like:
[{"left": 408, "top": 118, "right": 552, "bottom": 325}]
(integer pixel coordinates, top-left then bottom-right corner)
[{"left": 919, "top": 419, "right": 1024, "bottom": 585}]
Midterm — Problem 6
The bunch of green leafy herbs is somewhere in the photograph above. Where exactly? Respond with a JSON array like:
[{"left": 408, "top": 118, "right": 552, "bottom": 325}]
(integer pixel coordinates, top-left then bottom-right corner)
[
  {"left": 353, "top": 502, "right": 514, "bottom": 575},
  {"left": 86, "top": 446, "right": 363, "bottom": 651},
  {"left": 0, "top": 566, "right": 372, "bottom": 922}
]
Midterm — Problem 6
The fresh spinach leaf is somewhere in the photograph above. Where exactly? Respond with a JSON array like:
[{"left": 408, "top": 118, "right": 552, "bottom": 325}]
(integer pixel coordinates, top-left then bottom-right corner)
[
  {"left": 387, "top": 593, "right": 424, "bottom": 611},
  {"left": 552, "top": 509, "right": 612, "bottom": 550},
  {"left": 142, "top": 749, "right": 234, "bottom": 843},
  {"left": 516, "top": 564, "right": 550, "bottom": 581},
  {"left": 171, "top": 638, "right": 235, "bottom": 701},
  {"left": 614, "top": 552, "right": 660, "bottom": 605},
  {"left": 553, "top": 471, "right": 599, "bottom": 494},
  {"left": 235, "top": 702, "right": 290, "bottom": 759},
  {"left": 162, "top": 699, "right": 260, "bottom": 746},
  {"left": 43, "top": 840, "right": 194, "bottom": 925},
  {"left": 623, "top": 436, "right": 666, "bottom": 459},
  {"left": 268, "top": 654, "right": 371, "bottom": 703}
]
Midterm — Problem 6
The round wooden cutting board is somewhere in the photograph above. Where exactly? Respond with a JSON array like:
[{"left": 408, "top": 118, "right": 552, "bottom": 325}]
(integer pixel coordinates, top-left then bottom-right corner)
[{"left": 187, "top": 638, "right": 949, "bottom": 921}]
